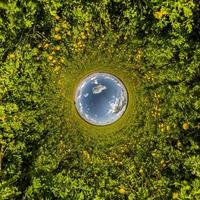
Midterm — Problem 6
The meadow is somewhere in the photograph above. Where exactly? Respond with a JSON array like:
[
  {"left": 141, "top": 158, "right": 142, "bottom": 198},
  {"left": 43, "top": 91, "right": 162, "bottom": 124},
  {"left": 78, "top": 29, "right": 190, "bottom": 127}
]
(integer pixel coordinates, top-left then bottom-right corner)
[{"left": 0, "top": 0, "right": 199, "bottom": 199}]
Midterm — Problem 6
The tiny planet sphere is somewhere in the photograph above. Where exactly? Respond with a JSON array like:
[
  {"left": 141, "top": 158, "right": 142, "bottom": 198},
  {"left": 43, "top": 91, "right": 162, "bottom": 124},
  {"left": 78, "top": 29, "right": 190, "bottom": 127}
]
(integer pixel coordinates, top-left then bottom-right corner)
[{"left": 75, "top": 73, "right": 128, "bottom": 126}]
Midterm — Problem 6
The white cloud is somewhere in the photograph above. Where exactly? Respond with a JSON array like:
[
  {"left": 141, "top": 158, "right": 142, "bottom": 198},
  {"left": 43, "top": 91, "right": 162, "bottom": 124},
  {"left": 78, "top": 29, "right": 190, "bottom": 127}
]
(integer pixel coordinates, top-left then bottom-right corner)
[
  {"left": 79, "top": 102, "right": 83, "bottom": 112},
  {"left": 90, "top": 76, "right": 97, "bottom": 81},
  {"left": 107, "top": 94, "right": 127, "bottom": 115},
  {"left": 83, "top": 93, "right": 89, "bottom": 97},
  {"left": 94, "top": 79, "right": 98, "bottom": 84},
  {"left": 92, "top": 84, "right": 107, "bottom": 94}
]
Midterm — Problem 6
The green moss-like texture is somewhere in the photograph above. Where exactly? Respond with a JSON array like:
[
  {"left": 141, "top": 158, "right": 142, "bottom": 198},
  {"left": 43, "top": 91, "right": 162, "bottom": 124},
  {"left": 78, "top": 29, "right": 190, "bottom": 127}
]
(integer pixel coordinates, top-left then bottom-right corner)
[
  {"left": 61, "top": 53, "right": 140, "bottom": 137},
  {"left": 0, "top": 0, "right": 199, "bottom": 199}
]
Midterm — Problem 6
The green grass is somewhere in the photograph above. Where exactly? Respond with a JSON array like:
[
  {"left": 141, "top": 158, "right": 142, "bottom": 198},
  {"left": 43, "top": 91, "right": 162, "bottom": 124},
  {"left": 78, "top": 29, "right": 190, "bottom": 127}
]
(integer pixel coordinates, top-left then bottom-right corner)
[
  {"left": 1, "top": 0, "right": 199, "bottom": 199},
  {"left": 58, "top": 52, "right": 142, "bottom": 139}
]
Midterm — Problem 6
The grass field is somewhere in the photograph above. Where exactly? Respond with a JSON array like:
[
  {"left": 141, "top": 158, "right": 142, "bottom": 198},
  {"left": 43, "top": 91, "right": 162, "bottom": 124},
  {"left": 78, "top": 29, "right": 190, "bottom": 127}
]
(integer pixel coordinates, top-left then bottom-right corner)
[{"left": 0, "top": 0, "right": 200, "bottom": 199}]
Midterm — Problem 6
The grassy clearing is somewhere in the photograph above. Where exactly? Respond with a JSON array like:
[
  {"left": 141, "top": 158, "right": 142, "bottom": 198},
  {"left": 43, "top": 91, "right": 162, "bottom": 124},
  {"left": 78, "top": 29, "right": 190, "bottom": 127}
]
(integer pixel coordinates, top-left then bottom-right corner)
[{"left": 58, "top": 53, "right": 141, "bottom": 139}]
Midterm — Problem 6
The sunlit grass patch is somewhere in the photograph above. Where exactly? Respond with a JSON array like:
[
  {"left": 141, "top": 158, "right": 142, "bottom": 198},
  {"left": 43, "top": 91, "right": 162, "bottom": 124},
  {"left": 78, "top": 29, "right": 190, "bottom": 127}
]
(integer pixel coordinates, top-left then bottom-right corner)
[{"left": 56, "top": 48, "right": 144, "bottom": 140}]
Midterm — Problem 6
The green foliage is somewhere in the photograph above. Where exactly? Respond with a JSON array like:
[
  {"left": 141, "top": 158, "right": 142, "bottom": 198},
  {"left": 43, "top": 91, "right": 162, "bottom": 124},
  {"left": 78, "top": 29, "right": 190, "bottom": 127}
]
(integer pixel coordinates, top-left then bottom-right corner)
[{"left": 0, "top": 0, "right": 199, "bottom": 199}]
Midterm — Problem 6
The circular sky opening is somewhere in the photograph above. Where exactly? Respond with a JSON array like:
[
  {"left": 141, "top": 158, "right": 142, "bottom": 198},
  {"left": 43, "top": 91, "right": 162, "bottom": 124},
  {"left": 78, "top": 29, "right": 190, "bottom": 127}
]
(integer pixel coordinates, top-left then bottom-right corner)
[{"left": 75, "top": 73, "right": 128, "bottom": 126}]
